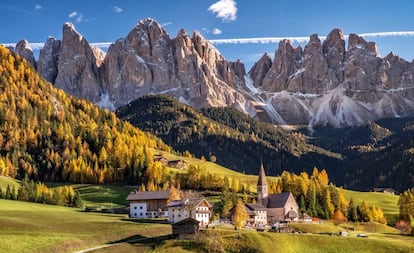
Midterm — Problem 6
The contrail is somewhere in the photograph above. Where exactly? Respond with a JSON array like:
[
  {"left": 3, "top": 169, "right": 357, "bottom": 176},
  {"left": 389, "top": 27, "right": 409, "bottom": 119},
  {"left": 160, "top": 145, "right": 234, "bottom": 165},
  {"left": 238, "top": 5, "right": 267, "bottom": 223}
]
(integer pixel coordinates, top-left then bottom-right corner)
[
  {"left": 3, "top": 31, "right": 414, "bottom": 49},
  {"left": 209, "top": 31, "right": 414, "bottom": 45}
]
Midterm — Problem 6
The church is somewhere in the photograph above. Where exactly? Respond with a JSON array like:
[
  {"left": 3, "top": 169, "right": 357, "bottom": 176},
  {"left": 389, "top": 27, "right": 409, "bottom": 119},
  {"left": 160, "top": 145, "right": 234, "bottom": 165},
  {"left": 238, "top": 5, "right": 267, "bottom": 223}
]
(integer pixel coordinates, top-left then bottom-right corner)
[{"left": 257, "top": 163, "right": 299, "bottom": 223}]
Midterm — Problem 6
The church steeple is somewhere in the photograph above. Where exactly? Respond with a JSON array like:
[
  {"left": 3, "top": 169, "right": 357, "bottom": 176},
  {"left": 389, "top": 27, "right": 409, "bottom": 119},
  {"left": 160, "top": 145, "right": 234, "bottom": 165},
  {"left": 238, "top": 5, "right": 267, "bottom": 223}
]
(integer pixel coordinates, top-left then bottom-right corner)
[{"left": 257, "top": 162, "right": 268, "bottom": 206}]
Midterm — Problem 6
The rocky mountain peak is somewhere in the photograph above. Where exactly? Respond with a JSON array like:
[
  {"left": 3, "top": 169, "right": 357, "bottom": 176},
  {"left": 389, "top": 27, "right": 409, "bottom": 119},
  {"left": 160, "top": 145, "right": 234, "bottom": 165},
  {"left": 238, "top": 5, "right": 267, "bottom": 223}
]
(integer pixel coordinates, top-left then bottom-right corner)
[
  {"left": 37, "top": 37, "right": 61, "bottom": 83},
  {"left": 348, "top": 33, "right": 379, "bottom": 57},
  {"left": 54, "top": 22, "right": 102, "bottom": 103},
  {"left": 15, "top": 39, "right": 37, "bottom": 68},
  {"left": 304, "top": 34, "right": 322, "bottom": 55},
  {"left": 322, "top": 28, "right": 345, "bottom": 82},
  {"left": 249, "top": 53, "right": 272, "bottom": 87}
]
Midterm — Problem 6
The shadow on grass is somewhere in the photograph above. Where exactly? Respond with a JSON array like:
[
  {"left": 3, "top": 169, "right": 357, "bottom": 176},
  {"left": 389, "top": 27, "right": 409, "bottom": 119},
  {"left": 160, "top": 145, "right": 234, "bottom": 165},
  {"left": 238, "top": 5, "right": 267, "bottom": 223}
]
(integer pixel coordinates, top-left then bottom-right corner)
[
  {"left": 108, "top": 234, "right": 173, "bottom": 249},
  {"left": 120, "top": 218, "right": 169, "bottom": 224}
]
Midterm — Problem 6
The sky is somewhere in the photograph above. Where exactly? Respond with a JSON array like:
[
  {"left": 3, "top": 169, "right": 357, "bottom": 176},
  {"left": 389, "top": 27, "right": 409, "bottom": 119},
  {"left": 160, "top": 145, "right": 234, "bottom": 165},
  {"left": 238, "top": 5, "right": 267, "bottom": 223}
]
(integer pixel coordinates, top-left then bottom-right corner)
[{"left": 1, "top": 0, "right": 414, "bottom": 69}]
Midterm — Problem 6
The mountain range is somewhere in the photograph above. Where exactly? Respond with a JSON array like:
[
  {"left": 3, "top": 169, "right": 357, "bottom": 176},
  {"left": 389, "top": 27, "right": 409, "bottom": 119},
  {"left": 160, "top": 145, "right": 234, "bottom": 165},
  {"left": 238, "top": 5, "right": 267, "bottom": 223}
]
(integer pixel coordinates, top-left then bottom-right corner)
[{"left": 10, "top": 18, "right": 414, "bottom": 127}]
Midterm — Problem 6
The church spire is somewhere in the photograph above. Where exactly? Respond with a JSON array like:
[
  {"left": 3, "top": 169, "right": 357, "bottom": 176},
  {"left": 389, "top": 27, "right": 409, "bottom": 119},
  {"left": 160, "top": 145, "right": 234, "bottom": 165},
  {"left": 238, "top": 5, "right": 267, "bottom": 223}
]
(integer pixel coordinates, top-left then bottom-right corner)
[{"left": 257, "top": 162, "right": 268, "bottom": 206}]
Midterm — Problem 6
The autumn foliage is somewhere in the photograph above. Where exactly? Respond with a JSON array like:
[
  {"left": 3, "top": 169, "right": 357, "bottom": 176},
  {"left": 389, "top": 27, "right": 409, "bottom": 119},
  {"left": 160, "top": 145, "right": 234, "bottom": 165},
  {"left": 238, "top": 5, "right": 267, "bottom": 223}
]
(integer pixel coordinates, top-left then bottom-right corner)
[{"left": 0, "top": 46, "right": 170, "bottom": 185}]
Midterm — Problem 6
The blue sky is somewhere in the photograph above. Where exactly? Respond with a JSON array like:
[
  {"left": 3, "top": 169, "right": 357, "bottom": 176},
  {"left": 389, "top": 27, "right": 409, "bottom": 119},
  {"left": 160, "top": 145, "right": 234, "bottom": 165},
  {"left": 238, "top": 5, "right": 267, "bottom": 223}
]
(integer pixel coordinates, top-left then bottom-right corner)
[{"left": 1, "top": 0, "right": 414, "bottom": 69}]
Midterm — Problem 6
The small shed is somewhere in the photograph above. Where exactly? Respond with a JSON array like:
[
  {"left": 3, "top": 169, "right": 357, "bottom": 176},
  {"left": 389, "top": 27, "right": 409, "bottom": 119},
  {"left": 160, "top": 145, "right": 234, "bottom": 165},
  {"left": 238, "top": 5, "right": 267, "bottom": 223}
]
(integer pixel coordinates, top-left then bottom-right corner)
[{"left": 172, "top": 218, "right": 200, "bottom": 239}]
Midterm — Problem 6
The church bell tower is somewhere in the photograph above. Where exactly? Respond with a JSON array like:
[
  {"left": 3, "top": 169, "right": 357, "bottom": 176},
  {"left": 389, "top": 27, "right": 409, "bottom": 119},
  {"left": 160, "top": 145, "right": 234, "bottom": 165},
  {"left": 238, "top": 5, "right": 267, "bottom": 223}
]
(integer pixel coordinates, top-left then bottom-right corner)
[{"left": 257, "top": 162, "right": 268, "bottom": 206}]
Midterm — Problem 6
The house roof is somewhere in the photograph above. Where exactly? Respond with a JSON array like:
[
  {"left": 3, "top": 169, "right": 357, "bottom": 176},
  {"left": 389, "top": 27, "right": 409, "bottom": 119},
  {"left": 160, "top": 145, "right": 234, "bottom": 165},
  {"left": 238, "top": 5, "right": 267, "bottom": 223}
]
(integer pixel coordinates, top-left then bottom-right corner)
[
  {"left": 246, "top": 203, "right": 267, "bottom": 211},
  {"left": 257, "top": 162, "right": 268, "bottom": 187},
  {"left": 173, "top": 217, "right": 200, "bottom": 225},
  {"left": 166, "top": 198, "right": 212, "bottom": 208},
  {"left": 126, "top": 190, "right": 169, "bottom": 201},
  {"left": 266, "top": 192, "right": 292, "bottom": 208}
]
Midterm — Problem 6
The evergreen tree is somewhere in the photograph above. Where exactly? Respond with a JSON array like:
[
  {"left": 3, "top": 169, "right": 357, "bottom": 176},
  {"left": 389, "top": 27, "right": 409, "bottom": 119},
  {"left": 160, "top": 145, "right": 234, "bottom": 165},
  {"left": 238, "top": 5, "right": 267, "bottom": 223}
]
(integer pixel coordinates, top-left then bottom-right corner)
[
  {"left": 347, "top": 198, "right": 358, "bottom": 222},
  {"left": 74, "top": 191, "right": 83, "bottom": 208}
]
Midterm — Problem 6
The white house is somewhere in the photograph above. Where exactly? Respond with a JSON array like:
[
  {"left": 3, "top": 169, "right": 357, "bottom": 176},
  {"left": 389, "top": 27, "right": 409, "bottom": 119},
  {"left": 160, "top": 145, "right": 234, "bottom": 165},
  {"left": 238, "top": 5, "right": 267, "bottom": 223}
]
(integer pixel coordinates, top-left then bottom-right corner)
[
  {"left": 167, "top": 198, "right": 212, "bottom": 225},
  {"left": 126, "top": 190, "right": 169, "bottom": 218},
  {"left": 245, "top": 203, "right": 268, "bottom": 226}
]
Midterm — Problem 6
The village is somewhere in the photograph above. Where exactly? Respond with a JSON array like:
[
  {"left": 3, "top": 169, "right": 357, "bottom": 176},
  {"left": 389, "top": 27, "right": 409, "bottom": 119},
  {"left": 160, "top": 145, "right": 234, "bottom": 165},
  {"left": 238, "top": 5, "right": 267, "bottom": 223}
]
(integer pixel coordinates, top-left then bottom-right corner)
[{"left": 126, "top": 163, "right": 312, "bottom": 239}]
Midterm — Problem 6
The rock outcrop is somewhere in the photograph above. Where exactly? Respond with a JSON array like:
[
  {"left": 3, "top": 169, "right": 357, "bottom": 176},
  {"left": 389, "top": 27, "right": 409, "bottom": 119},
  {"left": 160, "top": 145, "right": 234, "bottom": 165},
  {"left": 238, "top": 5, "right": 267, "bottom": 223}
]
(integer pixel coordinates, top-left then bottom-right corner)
[
  {"left": 101, "top": 18, "right": 250, "bottom": 110},
  {"left": 54, "top": 22, "right": 103, "bottom": 103},
  {"left": 248, "top": 29, "right": 414, "bottom": 127},
  {"left": 13, "top": 20, "right": 414, "bottom": 127},
  {"left": 15, "top": 40, "right": 37, "bottom": 68},
  {"left": 37, "top": 37, "right": 61, "bottom": 83}
]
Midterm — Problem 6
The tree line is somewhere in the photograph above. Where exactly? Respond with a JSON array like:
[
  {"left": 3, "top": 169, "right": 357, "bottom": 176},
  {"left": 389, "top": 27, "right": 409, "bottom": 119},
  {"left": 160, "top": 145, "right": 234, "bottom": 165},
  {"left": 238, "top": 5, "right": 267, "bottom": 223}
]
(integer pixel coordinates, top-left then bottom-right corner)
[
  {"left": 0, "top": 176, "right": 82, "bottom": 207},
  {"left": 0, "top": 46, "right": 170, "bottom": 185}
]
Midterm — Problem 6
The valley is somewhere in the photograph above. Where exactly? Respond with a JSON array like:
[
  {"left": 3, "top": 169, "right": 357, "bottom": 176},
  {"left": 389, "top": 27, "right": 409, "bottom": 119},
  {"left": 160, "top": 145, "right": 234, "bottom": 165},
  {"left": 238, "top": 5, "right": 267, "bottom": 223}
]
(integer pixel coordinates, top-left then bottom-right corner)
[{"left": 1, "top": 2, "right": 414, "bottom": 252}]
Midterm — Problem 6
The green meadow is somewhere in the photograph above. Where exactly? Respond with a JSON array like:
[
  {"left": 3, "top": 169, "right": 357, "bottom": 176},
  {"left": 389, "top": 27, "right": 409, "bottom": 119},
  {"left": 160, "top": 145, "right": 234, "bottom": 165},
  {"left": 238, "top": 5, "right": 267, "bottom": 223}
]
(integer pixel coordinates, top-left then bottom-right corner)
[
  {"left": 342, "top": 189, "right": 400, "bottom": 224},
  {"left": 0, "top": 199, "right": 171, "bottom": 253}
]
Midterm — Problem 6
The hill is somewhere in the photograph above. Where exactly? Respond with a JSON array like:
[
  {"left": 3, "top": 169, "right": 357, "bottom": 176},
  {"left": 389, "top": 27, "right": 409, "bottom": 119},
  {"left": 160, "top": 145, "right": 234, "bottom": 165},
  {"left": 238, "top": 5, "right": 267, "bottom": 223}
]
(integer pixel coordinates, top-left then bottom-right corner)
[
  {"left": 117, "top": 94, "right": 414, "bottom": 192},
  {"left": 116, "top": 95, "right": 342, "bottom": 178},
  {"left": 304, "top": 118, "right": 414, "bottom": 191},
  {"left": 0, "top": 45, "right": 170, "bottom": 185}
]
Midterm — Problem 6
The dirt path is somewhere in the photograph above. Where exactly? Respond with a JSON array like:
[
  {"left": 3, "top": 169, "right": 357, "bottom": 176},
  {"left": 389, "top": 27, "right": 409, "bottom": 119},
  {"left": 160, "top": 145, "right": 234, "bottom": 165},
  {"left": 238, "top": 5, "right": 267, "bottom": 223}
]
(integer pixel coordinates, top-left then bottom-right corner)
[{"left": 74, "top": 237, "right": 146, "bottom": 253}]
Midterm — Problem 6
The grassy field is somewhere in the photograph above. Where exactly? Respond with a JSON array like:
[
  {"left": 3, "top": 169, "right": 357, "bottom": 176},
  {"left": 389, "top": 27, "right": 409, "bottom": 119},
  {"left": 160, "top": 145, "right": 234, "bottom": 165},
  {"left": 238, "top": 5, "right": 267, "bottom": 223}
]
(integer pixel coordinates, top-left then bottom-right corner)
[
  {"left": 0, "top": 199, "right": 171, "bottom": 253},
  {"left": 0, "top": 198, "right": 412, "bottom": 253},
  {"left": 0, "top": 176, "right": 20, "bottom": 190},
  {"left": 342, "top": 189, "right": 399, "bottom": 224},
  {"left": 160, "top": 152, "right": 279, "bottom": 193},
  {"left": 151, "top": 229, "right": 414, "bottom": 253}
]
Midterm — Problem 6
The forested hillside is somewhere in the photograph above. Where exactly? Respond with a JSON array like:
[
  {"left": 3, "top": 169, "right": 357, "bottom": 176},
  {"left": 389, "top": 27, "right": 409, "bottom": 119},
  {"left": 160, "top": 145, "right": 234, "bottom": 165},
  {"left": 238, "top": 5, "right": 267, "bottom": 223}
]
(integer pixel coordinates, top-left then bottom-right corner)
[
  {"left": 0, "top": 46, "right": 169, "bottom": 185},
  {"left": 116, "top": 95, "right": 341, "bottom": 178},
  {"left": 117, "top": 95, "right": 414, "bottom": 192},
  {"left": 306, "top": 118, "right": 414, "bottom": 191}
]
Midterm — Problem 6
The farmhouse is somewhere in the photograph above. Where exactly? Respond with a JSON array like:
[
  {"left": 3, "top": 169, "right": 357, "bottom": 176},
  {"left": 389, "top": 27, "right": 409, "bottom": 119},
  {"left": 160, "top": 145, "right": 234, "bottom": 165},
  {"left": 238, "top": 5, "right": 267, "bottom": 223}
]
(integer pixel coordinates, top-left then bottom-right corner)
[
  {"left": 257, "top": 163, "right": 299, "bottom": 223},
  {"left": 126, "top": 190, "right": 169, "bottom": 218},
  {"left": 372, "top": 188, "right": 396, "bottom": 194},
  {"left": 167, "top": 198, "right": 212, "bottom": 225}
]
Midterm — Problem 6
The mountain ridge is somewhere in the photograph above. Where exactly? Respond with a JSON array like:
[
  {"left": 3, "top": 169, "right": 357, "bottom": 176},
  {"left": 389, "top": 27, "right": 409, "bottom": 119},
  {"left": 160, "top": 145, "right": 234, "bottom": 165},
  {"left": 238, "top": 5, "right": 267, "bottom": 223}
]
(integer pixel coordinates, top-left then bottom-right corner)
[{"left": 9, "top": 18, "right": 414, "bottom": 127}]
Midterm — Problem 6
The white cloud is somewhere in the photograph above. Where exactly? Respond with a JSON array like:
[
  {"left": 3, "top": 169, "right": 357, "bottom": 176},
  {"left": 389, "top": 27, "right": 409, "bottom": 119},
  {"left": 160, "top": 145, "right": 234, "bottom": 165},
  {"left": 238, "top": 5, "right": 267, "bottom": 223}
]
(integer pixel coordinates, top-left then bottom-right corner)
[
  {"left": 162, "top": 22, "right": 172, "bottom": 27},
  {"left": 212, "top": 28, "right": 222, "bottom": 35},
  {"left": 34, "top": 4, "right": 42, "bottom": 10},
  {"left": 113, "top": 6, "right": 123, "bottom": 13},
  {"left": 208, "top": 0, "right": 237, "bottom": 22},
  {"left": 76, "top": 14, "right": 83, "bottom": 23},
  {"left": 68, "top": 11, "right": 84, "bottom": 23},
  {"left": 68, "top": 11, "right": 77, "bottom": 18}
]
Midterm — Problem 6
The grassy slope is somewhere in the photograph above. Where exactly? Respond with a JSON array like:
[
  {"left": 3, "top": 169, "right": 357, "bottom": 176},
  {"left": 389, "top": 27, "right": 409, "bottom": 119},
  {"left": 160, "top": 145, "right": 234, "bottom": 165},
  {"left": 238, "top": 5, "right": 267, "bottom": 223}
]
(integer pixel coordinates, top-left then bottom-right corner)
[
  {"left": 151, "top": 228, "right": 414, "bottom": 253},
  {"left": 0, "top": 176, "right": 20, "bottom": 190},
  {"left": 0, "top": 199, "right": 171, "bottom": 253},
  {"left": 160, "top": 151, "right": 278, "bottom": 193},
  {"left": 342, "top": 189, "right": 399, "bottom": 224}
]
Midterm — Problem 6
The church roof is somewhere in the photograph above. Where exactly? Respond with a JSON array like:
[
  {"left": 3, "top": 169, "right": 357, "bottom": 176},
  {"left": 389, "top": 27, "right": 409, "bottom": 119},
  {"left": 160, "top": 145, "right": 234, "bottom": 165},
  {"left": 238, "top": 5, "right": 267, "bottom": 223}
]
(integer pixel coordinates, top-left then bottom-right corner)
[
  {"left": 246, "top": 203, "right": 267, "bottom": 211},
  {"left": 257, "top": 162, "right": 268, "bottom": 187},
  {"left": 266, "top": 192, "right": 292, "bottom": 208}
]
